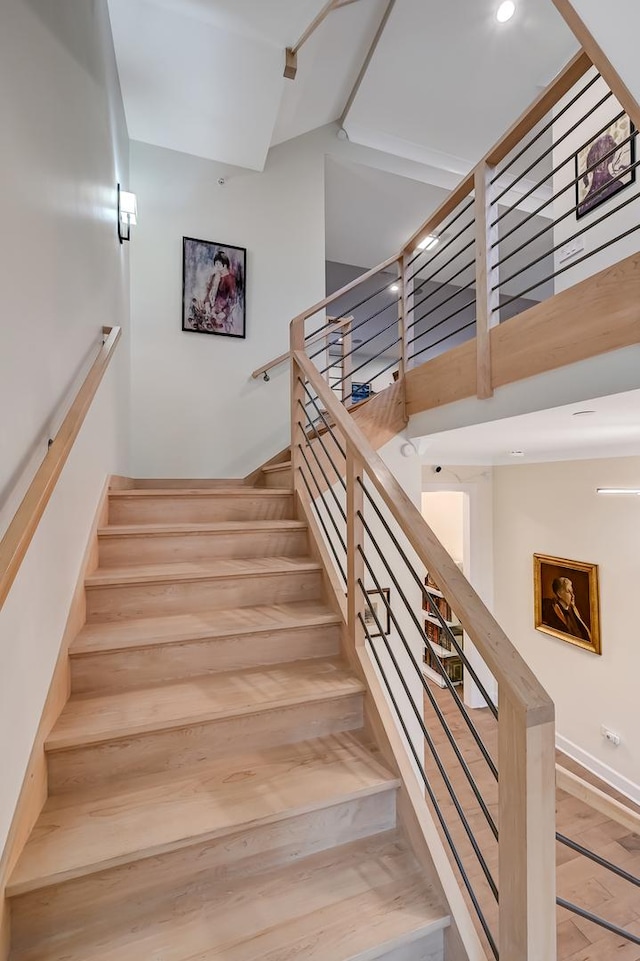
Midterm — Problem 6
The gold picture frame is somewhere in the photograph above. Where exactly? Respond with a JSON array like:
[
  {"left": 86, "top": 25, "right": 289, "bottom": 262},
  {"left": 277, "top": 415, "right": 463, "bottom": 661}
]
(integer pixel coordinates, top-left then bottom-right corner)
[{"left": 533, "top": 554, "right": 601, "bottom": 655}]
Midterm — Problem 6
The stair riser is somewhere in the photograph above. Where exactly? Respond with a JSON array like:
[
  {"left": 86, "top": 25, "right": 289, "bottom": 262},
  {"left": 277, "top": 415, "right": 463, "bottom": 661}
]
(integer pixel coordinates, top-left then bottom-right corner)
[
  {"left": 262, "top": 468, "right": 292, "bottom": 489},
  {"left": 98, "top": 528, "right": 308, "bottom": 566},
  {"left": 47, "top": 694, "right": 364, "bottom": 794},
  {"left": 378, "top": 933, "right": 444, "bottom": 961},
  {"left": 9, "top": 792, "right": 397, "bottom": 952},
  {"left": 86, "top": 570, "right": 324, "bottom": 622},
  {"left": 108, "top": 494, "right": 293, "bottom": 525},
  {"left": 70, "top": 624, "right": 342, "bottom": 695}
]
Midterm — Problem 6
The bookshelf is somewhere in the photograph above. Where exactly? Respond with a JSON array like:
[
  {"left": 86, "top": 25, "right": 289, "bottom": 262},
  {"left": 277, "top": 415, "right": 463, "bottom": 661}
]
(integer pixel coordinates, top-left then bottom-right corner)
[{"left": 422, "top": 571, "right": 464, "bottom": 688}]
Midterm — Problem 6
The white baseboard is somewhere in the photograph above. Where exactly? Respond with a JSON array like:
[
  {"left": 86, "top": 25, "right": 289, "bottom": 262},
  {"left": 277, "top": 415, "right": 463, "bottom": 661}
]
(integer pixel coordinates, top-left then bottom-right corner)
[{"left": 556, "top": 734, "right": 640, "bottom": 807}]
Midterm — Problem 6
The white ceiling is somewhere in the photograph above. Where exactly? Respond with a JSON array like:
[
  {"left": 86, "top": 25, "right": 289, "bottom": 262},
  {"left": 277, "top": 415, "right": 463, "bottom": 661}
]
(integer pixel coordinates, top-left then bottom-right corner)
[
  {"left": 415, "top": 389, "right": 640, "bottom": 465},
  {"left": 109, "top": 0, "right": 579, "bottom": 173}
]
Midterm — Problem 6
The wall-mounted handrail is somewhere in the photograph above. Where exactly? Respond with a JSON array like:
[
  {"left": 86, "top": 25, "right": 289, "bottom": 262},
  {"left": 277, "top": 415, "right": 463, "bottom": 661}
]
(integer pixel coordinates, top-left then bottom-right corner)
[{"left": 0, "top": 326, "right": 122, "bottom": 610}]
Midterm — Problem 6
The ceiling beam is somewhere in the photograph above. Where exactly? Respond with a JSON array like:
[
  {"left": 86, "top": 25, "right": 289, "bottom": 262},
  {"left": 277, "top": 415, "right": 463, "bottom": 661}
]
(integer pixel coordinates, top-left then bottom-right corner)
[
  {"left": 339, "top": 0, "right": 396, "bottom": 127},
  {"left": 284, "top": 0, "right": 370, "bottom": 80}
]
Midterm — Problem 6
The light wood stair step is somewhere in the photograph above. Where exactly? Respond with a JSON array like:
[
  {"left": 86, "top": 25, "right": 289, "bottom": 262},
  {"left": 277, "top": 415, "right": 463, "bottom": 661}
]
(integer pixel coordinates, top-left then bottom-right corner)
[
  {"left": 85, "top": 556, "right": 324, "bottom": 621},
  {"left": 261, "top": 460, "right": 293, "bottom": 489},
  {"left": 46, "top": 659, "right": 366, "bottom": 792},
  {"left": 69, "top": 601, "right": 343, "bottom": 693},
  {"left": 97, "top": 519, "right": 308, "bottom": 565},
  {"left": 49, "top": 658, "right": 364, "bottom": 749},
  {"left": 108, "top": 488, "right": 294, "bottom": 525},
  {"left": 8, "top": 732, "right": 400, "bottom": 898},
  {"left": 9, "top": 833, "right": 449, "bottom": 961}
]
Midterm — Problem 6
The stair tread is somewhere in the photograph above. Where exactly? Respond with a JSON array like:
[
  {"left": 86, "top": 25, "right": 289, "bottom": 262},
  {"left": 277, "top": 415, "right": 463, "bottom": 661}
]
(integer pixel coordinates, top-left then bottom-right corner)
[
  {"left": 85, "top": 556, "right": 321, "bottom": 587},
  {"left": 12, "top": 833, "right": 448, "bottom": 961},
  {"left": 262, "top": 461, "right": 292, "bottom": 473},
  {"left": 47, "top": 658, "right": 364, "bottom": 750},
  {"left": 71, "top": 601, "right": 342, "bottom": 656},
  {"left": 109, "top": 488, "right": 293, "bottom": 498},
  {"left": 98, "top": 519, "right": 306, "bottom": 536},
  {"left": 8, "top": 732, "right": 399, "bottom": 897}
]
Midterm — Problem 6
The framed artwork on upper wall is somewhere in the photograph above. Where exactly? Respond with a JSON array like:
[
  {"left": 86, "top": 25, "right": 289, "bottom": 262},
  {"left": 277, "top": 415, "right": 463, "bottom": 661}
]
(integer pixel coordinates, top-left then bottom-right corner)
[
  {"left": 575, "top": 114, "right": 636, "bottom": 219},
  {"left": 533, "top": 554, "right": 601, "bottom": 655},
  {"left": 182, "top": 236, "right": 246, "bottom": 338}
]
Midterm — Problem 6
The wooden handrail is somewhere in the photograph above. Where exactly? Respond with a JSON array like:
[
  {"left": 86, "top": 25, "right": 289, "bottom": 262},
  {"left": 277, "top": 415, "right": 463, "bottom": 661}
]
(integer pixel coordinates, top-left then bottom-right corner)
[
  {"left": 403, "top": 49, "right": 592, "bottom": 256},
  {"left": 293, "top": 347, "right": 553, "bottom": 723},
  {"left": 291, "top": 254, "right": 400, "bottom": 325},
  {"left": 251, "top": 316, "right": 355, "bottom": 381},
  {"left": 0, "top": 326, "right": 122, "bottom": 610}
]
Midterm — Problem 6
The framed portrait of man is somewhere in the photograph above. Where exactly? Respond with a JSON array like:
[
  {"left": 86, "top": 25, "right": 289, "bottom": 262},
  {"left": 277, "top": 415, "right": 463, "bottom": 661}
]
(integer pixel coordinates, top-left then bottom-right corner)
[{"left": 533, "top": 554, "right": 601, "bottom": 655}]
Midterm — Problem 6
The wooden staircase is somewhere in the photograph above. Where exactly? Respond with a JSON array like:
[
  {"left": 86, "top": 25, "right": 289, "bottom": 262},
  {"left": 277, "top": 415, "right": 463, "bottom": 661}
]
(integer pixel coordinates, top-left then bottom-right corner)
[{"left": 6, "top": 477, "right": 451, "bottom": 961}]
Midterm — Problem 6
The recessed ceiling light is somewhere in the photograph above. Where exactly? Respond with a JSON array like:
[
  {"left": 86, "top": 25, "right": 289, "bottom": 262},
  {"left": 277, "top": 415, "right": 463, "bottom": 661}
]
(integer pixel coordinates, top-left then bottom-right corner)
[
  {"left": 389, "top": 284, "right": 399, "bottom": 292},
  {"left": 573, "top": 410, "right": 596, "bottom": 416},
  {"left": 510, "top": 450, "right": 525, "bottom": 457},
  {"left": 596, "top": 488, "right": 640, "bottom": 495},
  {"left": 496, "top": 1, "right": 515, "bottom": 22},
  {"left": 417, "top": 235, "right": 439, "bottom": 251}
]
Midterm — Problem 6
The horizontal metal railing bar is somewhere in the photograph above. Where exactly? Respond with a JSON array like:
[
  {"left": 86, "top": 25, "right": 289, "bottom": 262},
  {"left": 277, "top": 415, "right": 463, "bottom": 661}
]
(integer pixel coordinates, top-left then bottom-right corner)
[
  {"left": 557, "top": 898, "right": 640, "bottom": 945},
  {"left": 356, "top": 503, "right": 500, "bottom": 765},
  {"left": 492, "top": 107, "right": 629, "bottom": 229},
  {"left": 300, "top": 379, "right": 348, "bottom": 460},
  {"left": 498, "top": 220, "right": 640, "bottom": 311},
  {"left": 327, "top": 338, "right": 402, "bottom": 391},
  {"left": 556, "top": 833, "right": 640, "bottom": 887},
  {"left": 407, "top": 254, "right": 477, "bottom": 323},
  {"left": 297, "top": 435, "right": 347, "bottom": 530},
  {"left": 363, "top": 619, "right": 499, "bottom": 959},
  {"left": 407, "top": 229, "right": 476, "bottom": 295},
  {"left": 306, "top": 295, "right": 400, "bottom": 364},
  {"left": 494, "top": 187, "right": 640, "bottom": 291},
  {"left": 357, "top": 488, "right": 498, "bottom": 724},
  {"left": 492, "top": 69, "right": 601, "bottom": 185},
  {"left": 494, "top": 159, "right": 640, "bottom": 273},
  {"left": 296, "top": 399, "right": 347, "bottom": 490},
  {"left": 316, "top": 314, "right": 402, "bottom": 376},
  {"left": 406, "top": 277, "right": 477, "bottom": 332},
  {"left": 404, "top": 175, "right": 476, "bottom": 258},
  {"left": 406, "top": 197, "right": 476, "bottom": 272},
  {"left": 407, "top": 295, "right": 477, "bottom": 349},
  {"left": 406, "top": 220, "right": 476, "bottom": 289},
  {"left": 491, "top": 133, "right": 640, "bottom": 252},
  {"left": 356, "top": 563, "right": 499, "bottom": 837},
  {"left": 492, "top": 83, "right": 612, "bottom": 206},
  {"left": 305, "top": 277, "right": 401, "bottom": 357},
  {"left": 295, "top": 349, "right": 554, "bottom": 723},
  {"left": 296, "top": 462, "right": 347, "bottom": 585},
  {"left": 409, "top": 318, "right": 478, "bottom": 366},
  {"left": 292, "top": 253, "right": 401, "bottom": 326},
  {"left": 299, "top": 427, "right": 348, "bottom": 522},
  {"left": 358, "top": 580, "right": 499, "bottom": 894}
]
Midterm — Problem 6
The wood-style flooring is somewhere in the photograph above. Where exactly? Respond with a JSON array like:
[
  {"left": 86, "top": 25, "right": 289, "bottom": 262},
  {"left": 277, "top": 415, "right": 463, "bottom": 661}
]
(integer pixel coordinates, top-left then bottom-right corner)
[{"left": 422, "top": 682, "right": 640, "bottom": 960}]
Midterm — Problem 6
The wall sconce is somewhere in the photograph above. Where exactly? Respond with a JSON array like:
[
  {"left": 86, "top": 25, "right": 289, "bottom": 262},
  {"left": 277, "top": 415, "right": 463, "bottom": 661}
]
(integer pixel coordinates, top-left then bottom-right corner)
[{"left": 118, "top": 184, "right": 138, "bottom": 244}]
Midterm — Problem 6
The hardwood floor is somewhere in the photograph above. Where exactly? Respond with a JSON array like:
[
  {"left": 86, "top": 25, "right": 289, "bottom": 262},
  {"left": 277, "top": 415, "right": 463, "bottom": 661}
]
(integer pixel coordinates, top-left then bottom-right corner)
[{"left": 422, "top": 681, "right": 640, "bottom": 960}]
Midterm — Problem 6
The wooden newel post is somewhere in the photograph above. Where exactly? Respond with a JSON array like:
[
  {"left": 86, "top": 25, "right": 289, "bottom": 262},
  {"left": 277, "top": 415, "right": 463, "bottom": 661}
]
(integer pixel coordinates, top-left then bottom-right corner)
[
  {"left": 474, "top": 162, "right": 500, "bottom": 401},
  {"left": 499, "top": 694, "right": 557, "bottom": 961},
  {"left": 290, "top": 318, "right": 306, "bottom": 491},
  {"left": 346, "top": 445, "right": 366, "bottom": 655}
]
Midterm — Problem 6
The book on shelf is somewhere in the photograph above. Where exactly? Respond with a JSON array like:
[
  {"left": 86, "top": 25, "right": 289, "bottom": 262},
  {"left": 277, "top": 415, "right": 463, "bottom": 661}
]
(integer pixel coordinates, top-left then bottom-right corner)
[{"left": 423, "top": 646, "right": 463, "bottom": 684}]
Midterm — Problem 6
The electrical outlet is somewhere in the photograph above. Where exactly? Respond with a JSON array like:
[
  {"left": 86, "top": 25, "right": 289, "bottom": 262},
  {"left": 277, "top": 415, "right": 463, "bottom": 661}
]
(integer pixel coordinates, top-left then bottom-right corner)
[
  {"left": 558, "top": 237, "right": 585, "bottom": 264},
  {"left": 601, "top": 725, "right": 621, "bottom": 746}
]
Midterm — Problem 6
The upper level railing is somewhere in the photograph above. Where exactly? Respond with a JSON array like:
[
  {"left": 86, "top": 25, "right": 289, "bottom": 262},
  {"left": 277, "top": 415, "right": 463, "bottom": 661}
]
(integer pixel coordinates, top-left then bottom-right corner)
[
  {"left": 0, "top": 326, "right": 122, "bottom": 610},
  {"left": 279, "top": 43, "right": 640, "bottom": 961}
]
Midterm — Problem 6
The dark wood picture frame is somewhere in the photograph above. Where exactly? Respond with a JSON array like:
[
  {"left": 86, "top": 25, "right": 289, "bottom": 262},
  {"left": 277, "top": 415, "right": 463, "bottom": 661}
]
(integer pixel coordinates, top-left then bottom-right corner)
[
  {"left": 575, "top": 114, "right": 636, "bottom": 220},
  {"left": 182, "top": 236, "right": 246, "bottom": 339},
  {"left": 533, "top": 554, "right": 601, "bottom": 655},
  {"left": 363, "top": 588, "right": 391, "bottom": 638}
]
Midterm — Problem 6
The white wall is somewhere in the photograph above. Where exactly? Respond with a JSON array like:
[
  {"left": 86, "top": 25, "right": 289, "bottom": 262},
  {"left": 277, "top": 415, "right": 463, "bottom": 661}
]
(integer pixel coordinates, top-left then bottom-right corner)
[
  {"left": 0, "top": 0, "right": 129, "bottom": 856},
  {"left": 421, "top": 492, "right": 465, "bottom": 566},
  {"left": 129, "top": 130, "right": 329, "bottom": 478},
  {"left": 493, "top": 456, "right": 640, "bottom": 801}
]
